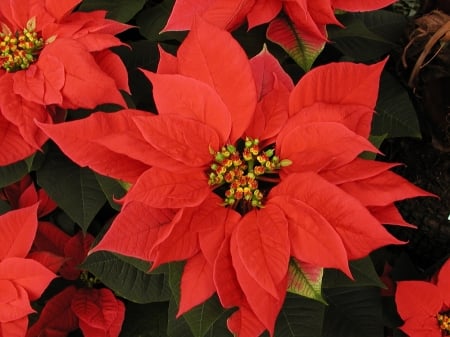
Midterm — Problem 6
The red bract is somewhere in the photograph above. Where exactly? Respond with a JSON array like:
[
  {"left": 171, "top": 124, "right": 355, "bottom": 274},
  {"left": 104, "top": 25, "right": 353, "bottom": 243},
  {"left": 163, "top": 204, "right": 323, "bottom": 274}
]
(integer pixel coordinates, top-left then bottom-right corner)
[
  {"left": 26, "top": 286, "right": 125, "bottom": 337},
  {"left": 395, "top": 259, "right": 450, "bottom": 337},
  {"left": 0, "top": 204, "right": 56, "bottom": 337},
  {"left": 163, "top": 0, "right": 396, "bottom": 44},
  {"left": 37, "top": 18, "right": 433, "bottom": 337},
  {"left": 0, "top": 0, "right": 130, "bottom": 165}
]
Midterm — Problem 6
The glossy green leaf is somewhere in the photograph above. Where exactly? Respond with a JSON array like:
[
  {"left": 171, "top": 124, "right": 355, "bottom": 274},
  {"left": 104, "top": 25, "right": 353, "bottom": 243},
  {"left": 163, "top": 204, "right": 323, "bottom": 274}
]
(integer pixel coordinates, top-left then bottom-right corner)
[
  {"left": 168, "top": 262, "right": 227, "bottom": 337},
  {"left": 322, "top": 287, "right": 384, "bottom": 337},
  {"left": 0, "top": 200, "right": 11, "bottom": 215},
  {"left": 323, "top": 256, "right": 385, "bottom": 289},
  {"left": 81, "top": 251, "right": 171, "bottom": 303},
  {"left": 287, "top": 259, "right": 326, "bottom": 304},
  {"left": 119, "top": 301, "right": 169, "bottom": 337},
  {"left": 0, "top": 158, "right": 29, "bottom": 188},
  {"left": 78, "top": 0, "right": 147, "bottom": 22},
  {"left": 373, "top": 72, "right": 421, "bottom": 138},
  {"left": 36, "top": 145, "right": 106, "bottom": 231},
  {"left": 274, "top": 293, "right": 325, "bottom": 337},
  {"left": 95, "top": 173, "right": 127, "bottom": 211}
]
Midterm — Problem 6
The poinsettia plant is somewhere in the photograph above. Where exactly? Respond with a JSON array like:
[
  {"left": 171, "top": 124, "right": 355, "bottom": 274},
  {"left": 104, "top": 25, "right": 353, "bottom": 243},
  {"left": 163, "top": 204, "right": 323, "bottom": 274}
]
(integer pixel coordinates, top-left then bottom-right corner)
[{"left": 0, "top": 0, "right": 447, "bottom": 337}]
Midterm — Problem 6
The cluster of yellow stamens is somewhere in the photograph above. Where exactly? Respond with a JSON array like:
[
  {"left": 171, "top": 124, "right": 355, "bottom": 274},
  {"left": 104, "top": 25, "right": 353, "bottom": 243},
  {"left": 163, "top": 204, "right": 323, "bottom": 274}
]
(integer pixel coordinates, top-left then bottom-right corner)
[
  {"left": 438, "top": 313, "right": 450, "bottom": 335},
  {"left": 208, "top": 137, "right": 290, "bottom": 208},
  {"left": 0, "top": 18, "right": 45, "bottom": 72}
]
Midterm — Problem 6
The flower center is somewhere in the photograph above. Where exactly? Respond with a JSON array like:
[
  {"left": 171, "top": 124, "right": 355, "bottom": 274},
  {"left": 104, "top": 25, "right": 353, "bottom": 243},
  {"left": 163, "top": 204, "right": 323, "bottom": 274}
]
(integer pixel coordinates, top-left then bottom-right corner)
[
  {"left": 0, "top": 18, "right": 45, "bottom": 72},
  {"left": 208, "top": 137, "right": 290, "bottom": 213},
  {"left": 438, "top": 312, "right": 450, "bottom": 335}
]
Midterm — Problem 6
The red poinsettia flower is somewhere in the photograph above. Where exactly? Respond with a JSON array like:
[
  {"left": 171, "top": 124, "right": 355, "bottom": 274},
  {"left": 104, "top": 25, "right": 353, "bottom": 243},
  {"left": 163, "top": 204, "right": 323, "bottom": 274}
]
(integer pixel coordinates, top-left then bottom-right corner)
[
  {"left": 0, "top": 0, "right": 130, "bottom": 165},
  {"left": 163, "top": 0, "right": 396, "bottom": 53},
  {"left": 37, "top": 18, "right": 432, "bottom": 336},
  {"left": 0, "top": 204, "right": 56, "bottom": 337},
  {"left": 395, "top": 258, "right": 450, "bottom": 337}
]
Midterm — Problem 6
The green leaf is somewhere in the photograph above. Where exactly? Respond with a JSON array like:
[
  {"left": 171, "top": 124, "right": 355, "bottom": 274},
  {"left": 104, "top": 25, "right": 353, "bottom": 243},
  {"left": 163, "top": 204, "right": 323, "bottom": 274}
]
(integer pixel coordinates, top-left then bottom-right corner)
[
  {"left": 323, "top": 256, "right": 385, "bottom": 289},
  {"left": 0, "top": 158, "right": 29, "bottom": 188},
  {"left": 78, "top": 0, "right": 147, "bottom": 23},
  {"left": 373, "top": 72, "right": 421, "bottom": 138},
  {"left": 168, "top": 262, "right": 227, "bottom": 337},
  {"left": 274, "top": 293, "right": 325, "bottom": 337},
  {"left": 360, "top": 134, "right": 387, "bottom": 160},
  {"left": 81, "top": 251, "right": 171, "bottom": 303},
  {"left": 328, "top": 10, "right": 407, "bottom": 62},
  {"left": 36, "top": 145, "right": 106, "bottom": 231},
  {"left": 95, "top": 173, "right": 127, "bottom": 211},
  {"left": 287, "top": 259, "right": 326, "bottom": 304},
  {"left": 120, "top": 301, "right": 169, "bottom": 337},
  {"left": 322, "top": 287, "right": 384, "bottom": 337}
]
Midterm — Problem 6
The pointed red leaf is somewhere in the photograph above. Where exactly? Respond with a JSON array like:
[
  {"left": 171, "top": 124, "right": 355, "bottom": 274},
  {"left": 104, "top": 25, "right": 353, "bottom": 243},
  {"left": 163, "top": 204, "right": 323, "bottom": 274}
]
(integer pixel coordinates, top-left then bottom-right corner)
[
  {"left": 231, "top": 231, "right": 287, "bottom": 335},
  {"left": 234, "top": 206, "right": 290, "bottom": 298},
  {"left": 91, "top": 201, "right": 176, "bottom": 262},
  {"left": 247, "top": 0, "right": 281, "bottom": 29},
  {"left": 271, "top": 172, "right": 404, "bottom": 260},
  {"left": 26, "top": 286, "right": 79, "bottom": 337},
  {"left": 0, "top": 280, "right": 34, "bottom": 322},
  {"left": 270, "top": 196, "right": 351, "bottom": 277},
  {"left": 177, "top": 17, "right": 257, "bottom": 142},
  {"left": 178, "top": 253, "right": 215, "bottom": 316},
  {"left": 0, "top": 115, "right": 38, "bottom": 165},
  {"left": 163, "top": 0, "right": 212, "bottom": 31},
  {"left": 94, "top": 50, "right": 130, "bottom": 93},
  {"left": 227, "top": 304, "right": 266, "bottom": 337},
  {"left": 0, "top": 204, "right": 39, "bottom": 260},
  {"left": 368, "top": 204, "right": 416, "bottom": 228},
  {"left": 289, "top": 61, "right": 386, "bottom": 137},
  {"left": 36, "top": 110, "right": 151, "bottom": 182},
  {"left": 157, "top": 46, "right": 178, "bottom": 74},
  {"left": 60, "top": 232, "right": 94, "bottom": 280},
  {"left": 1, "top": 316, "right": 28, "bottom": 337},
  {"left": 0, "top": 257, "right": 56, "bottom": 300},
  {"left": 213, "top": 237, "right": 244, "bottom": 308},
  {"left": 396, "top": 281, "right": 442, "bottom": 319},
  {"left": 33, "top": 221, "right": 70, "bottom": 256},
  {"left": 72, "top": 288, "right": 124, "bottom": 337},
  {"left": 27, "top": 251, "right": 65, "bottom": 274},
  {"left": 124, "top": 167, "right": 210, "bottom": 208},
  {"left": 142, "top": 71, "right": 231, "bottom": 143},
  {"left": 277, "top": 121, "right": 379, "bottom": 175},
  {"left": 44, "top": 0, "right": 81, "bottom": 20},
  {"left": 133, "top": 114, "right": 220, "bottom": 168}
]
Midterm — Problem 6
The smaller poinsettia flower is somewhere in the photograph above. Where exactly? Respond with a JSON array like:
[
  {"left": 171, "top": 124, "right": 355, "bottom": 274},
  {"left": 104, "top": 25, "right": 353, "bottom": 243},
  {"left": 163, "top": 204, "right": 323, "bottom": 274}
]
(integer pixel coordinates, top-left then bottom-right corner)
[
  {"left": 0, "top": 204, "right": 57, "bottom": 337},
  {"left": 396, "top": 258, "right": 450, "bottom": 337},
  {"left": 27, "top": 285, "right": 125, "bottom": 337},
  {"left": 0, "top": 0, "right": 131, "bottom": 165}
]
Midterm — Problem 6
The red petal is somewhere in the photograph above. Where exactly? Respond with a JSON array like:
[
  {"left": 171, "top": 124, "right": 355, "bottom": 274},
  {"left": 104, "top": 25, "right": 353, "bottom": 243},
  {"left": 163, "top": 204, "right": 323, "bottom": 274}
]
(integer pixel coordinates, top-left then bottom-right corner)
[
  {"left": 124, "top": 167, "right": 210, "bottom": 208},
  {"left": 247, "top": 0, "right": 281, "bottom": 29},
  {"left": 0, "top": 115, "right": 38, "bottom": 165},
  {"left": 94, "top": 50, "right": 130, "bottom": 93},
  {"left": 157, "top": 46, "right": 178, "bottom": 74},
  {"left": 36, "top": 110, "right": 151, "bottom": 183},
  {"left": 0, "top": 204, "right": 39, "bottom": 260},
  {"left": 270, "top": 196, "right": 351, "bottom": 277},
  {"left": 271, "top": 172, "right": 404, "bottom": 260},
  {"left": 43, "top": 39, "right": 126, "bottom": 109},
  {"left": 72, "top": 288, "right": 125, "bottom": 336},
  {"left": 142, "top": 71, "right": 231, "bottom": 143},
  {"left": 338, "top": 170, "right": 435, "bottom": 207},
  {"left": 250, "top": 47, "right": 293, "bottom": 100},
  {"left": 396, "top": 281, "right": 442, "bottom": 319},
  {"left": 0, "top": 257, "right": 56, "bottom": 301},
  {"left": 277, "top": 122, "right": 379, "bottom": 174},
  {"left": 26, "top": 286, "right": 79, "bottom": 337},
  {"left": 227, "top": 305, "right": 266, "bottom": 337},
  {"left": 332, "top": 0, "right": 396, "bottom": 11},
  {"left": 437, "top": 259, "right": 450, "bottom": 308},
  {"left": 91, "top": 201, "right": 176, "bottom": 262},
  {"left": 27, "top": 251, "right": 65, "bottom": 274},
  {"left": 200, "top": 0, "right": 254, "bottom": 31},
  {"left": 163, "top": 0, "right": 212, "bottom": 31},
  {"left": 177, "top": 17, "right": 257, "bottom": 142},
  {"left": 1, "top": 316, "right": 28, "bottom": 337},
  {"left": 230, "top": 231, "right": 286, "bottom": 335},
  {"left": 368, "top": 204, "right": 416, "bottom": 228},
  {"left": 0, "top": 280, "right": 33, "bottom": 321},
  {"left": 60, "top": 232, "right": 94, "bottom": 280},
  {"left": 33, "top": 221, "right": 70, "bottom": 256},
  {"left": 289, "top": 60, "right": 386, "bottom": 137},
  {"left": 213, "top": 237, "right": 244, "bottom": 308},
  {"left": 234, "top": 206, "right": 290, "bottom": 298},
  {"left": 178, "top": 253, "right": 215, "bottom": 316},
  {"left": 44, "top": 0, "right": 81, "bottom": 20}
]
